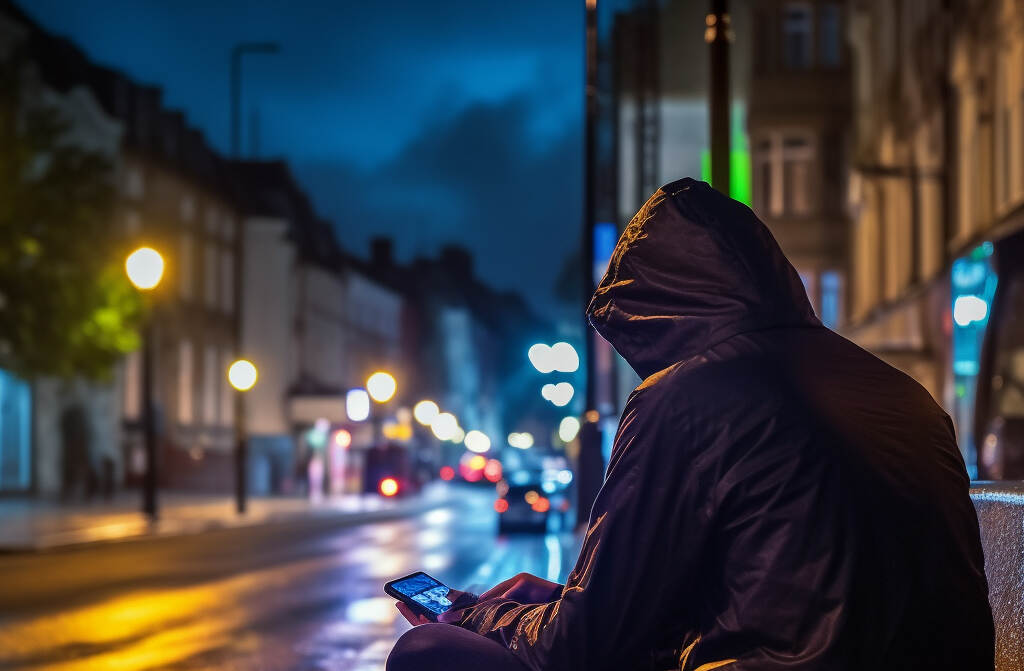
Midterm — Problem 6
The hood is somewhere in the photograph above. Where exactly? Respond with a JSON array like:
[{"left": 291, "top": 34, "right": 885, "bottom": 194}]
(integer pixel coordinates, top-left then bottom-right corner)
[{"left": 587, "top": 178, "right": 820, "bottom": 379}]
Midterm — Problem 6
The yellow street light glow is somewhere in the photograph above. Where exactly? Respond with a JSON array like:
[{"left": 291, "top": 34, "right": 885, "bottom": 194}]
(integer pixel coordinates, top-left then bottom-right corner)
[
  {"left": 366, "top": 371, "right": 397, "bottom": 403},
  {"left": 227, "top": 359, "right": 258, "bottom": 391},
  {"left": 451, "top": 426, "right": 466, "bottom": 444},
  {"left": 559, "top": 416, "right": 581, "bottom": 443},
  {"left": 464, "top": 430, "right": 491, "bottom": 453},
  {"left": 125, "top": 246, "right": 164, "bottom": 290},
  {"left": 430, "top": 412, "right": 458, "bottom": 441},
  {"left": 413, "top": 400, "right": 440, "bottom": 425}
]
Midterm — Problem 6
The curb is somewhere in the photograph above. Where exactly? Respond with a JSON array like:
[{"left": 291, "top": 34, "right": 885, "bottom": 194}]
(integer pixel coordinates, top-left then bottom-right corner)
[{"left": 0, "top": 493, "right": 457, "bottom": 554}]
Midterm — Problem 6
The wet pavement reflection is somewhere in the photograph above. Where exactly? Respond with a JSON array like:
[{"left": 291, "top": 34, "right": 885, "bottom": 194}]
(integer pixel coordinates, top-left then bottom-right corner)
[{"left": 0, "top": 485, "right": 581, "bottom": 670}]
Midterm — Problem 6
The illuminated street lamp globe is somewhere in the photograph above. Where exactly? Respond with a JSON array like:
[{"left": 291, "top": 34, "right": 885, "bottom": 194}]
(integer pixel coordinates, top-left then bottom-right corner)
[
  {"left": 464, "top": 430, "right": 491, "bottom": 454},
  {"left": 366, "top": 371, "right": 397, "bottom": 403},
  {"left": 559, "top": 416, "right": 581, "bottom": 443},
  {"left": 227, "top": 359, "right": 258, "bottom": 391},
  {"left": 430, "top": 412, "right": 458, "bottom": 441},
  {"left": 125, "top": 246, "right": 164, "bottom": 290},
  {"left": 413, "top": 400, "right": 440, "bottom": 425}
]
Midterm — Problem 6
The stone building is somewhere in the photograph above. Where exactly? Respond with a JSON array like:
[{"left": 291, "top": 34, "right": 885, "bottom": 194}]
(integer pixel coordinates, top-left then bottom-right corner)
[
  {"left": 845, "top": 0, "right": 1024, "bottom": 475},
  {"left": 747, "top": 0, "right": 851, "bottom": 329}
]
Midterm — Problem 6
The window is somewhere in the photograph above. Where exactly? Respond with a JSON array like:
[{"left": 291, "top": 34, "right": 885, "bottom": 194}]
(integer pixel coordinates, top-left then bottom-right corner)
[
  {"left": 783, "top": 4, "right": 812, "bottom": 70},
  {"left": 819, "top": 3, "right": 841, "bottom": 67},
  {"left": 220, "top": 250, "right": 234, "bottom": 314},
  {"left": 753, "top": 133, "right": 815, "bottom": 217},
  {"left": 205, "top": 207, "right": 219, "bottom": 234},
  {"left": 179, "top": 233, "right": 194, "bottom": 300},
  {"left": 180, "top": 195, "right": 195, "bottom": 222},
  {"left": 177, "top": 340, "right": 193, "bottom": 424},
  {"left": 204, "top": 244, "right": 218, "bottom": 308},
  {"left": 203, "top": 345, "right": 218, "bottom": 425},
  {"left": 124, "top": 210, "right": 141, "bottom": 235},
  {"left": 820, "top": 270, "right": 842, "bottom": 329},
  {"left": 123, "top": 167, "right": 144, "bottom": 198}
]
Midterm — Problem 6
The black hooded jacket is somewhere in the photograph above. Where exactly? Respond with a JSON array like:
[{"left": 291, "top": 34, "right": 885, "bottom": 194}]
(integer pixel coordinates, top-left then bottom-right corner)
[{"left": 455, "top": 179, "right": 994, "bottom": 670}]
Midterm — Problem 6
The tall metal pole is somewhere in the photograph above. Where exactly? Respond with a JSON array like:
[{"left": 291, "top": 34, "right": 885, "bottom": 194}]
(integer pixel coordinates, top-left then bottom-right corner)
[
  {"left": 141, "top": 317, "right": 157, "bottom": 520},
  {"left": 229, "top": 42, "right": 278, "bottom": 514},
  {"left": 583, "top": 0, "right": 598, "bottom": 412},
  {"left": 708, "top": 0, "right": 731, "bottom": 194},
  {"left": 234, "top": 390, "right": 247, "bottom": 514}
]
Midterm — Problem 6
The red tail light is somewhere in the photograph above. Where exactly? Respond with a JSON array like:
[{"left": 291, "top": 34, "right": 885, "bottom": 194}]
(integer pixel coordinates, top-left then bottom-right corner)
[
  {"left": 531, "top": 497, "right": 550, "bottom": 513},
  {"left": 494, "top": 498, "right": 509, "bottom": 513}
]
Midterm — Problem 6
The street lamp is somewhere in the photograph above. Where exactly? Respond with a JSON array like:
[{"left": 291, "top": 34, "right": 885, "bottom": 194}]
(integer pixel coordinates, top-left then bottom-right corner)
[
  {"left": 126, "top": 246, "right": 164, "bottom": 521},
  {"left": 366, "top": 371, "right": 397, "bottom": 403},
  {"left": 228, "top": 358, "right": 258, "bottom": 514},
  {"left": 365, "top": 371, "right": 396, "bottom": 447}
]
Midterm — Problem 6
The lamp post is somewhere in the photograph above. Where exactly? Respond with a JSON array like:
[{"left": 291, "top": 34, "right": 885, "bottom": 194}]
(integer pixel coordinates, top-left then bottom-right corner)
[
  {"left": 230, "top": 42, "right": 280, "bottom": 158},
  {"left": 366, "top": 371, "right": 397, "bottom": 447},
  {"left": 125, "top": 246, "right": 165, "bottom": 521},
  {"left": 228, "top": 359, "right": 258, "bottom": 514}
]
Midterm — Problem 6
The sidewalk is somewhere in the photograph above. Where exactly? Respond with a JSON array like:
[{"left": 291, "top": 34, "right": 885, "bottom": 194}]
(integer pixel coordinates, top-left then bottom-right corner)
[{"left": 0, "top": 483, "right": 453, "bottom": 552}]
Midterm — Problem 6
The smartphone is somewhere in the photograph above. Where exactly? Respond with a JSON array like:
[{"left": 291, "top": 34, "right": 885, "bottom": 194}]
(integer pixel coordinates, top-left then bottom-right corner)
[{"left": 384, "top": 571, "right": 456, "bottom": 621}]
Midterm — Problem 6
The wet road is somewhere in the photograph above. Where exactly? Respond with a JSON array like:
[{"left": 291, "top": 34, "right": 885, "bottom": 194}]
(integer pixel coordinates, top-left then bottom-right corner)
[{"left": 0, "top": 485, "right": 581, "bottom": 670}]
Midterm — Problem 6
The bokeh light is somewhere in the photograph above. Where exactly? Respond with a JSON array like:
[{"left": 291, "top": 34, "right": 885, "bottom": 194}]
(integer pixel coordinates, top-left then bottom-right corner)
[
  {"left": 413, "top": 400, "right": 439, "bottom": 425},
  {"left": 346, "top": 389, "right": 370, "bottom": 422},
  {"left": 125, "top": 246, "right": 164, "bottom": 290},
  {"left": 558, "top": 416, "right": 581, "bottom": 442},
  {"left": 430, "top": 412, "right": 458, "bottom": 441},
  {"left": 366, "top": 371, "right": 397, "bottom": 402},
  {"left": 227, "top": 359, "right": 258, "bottom": 391}
]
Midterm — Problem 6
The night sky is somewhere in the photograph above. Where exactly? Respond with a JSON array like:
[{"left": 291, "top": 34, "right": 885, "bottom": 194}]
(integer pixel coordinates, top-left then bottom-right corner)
[{"left": 21, "top": 0, "right": 588, "bottom": 317}]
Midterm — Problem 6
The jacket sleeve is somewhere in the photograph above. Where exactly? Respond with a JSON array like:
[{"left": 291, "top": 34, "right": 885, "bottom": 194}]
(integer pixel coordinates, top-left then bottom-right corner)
[{"left": 455, "top": 389, "right": 708, "bottom": 670}]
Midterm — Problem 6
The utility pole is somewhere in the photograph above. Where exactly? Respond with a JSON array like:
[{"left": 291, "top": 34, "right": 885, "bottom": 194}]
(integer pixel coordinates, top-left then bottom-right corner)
[
  {"left": 708, "top": 0, "right": 731, "bottom": 195},
  {"left": 583, "top": 0, "right": 598, "bottom": 413},
  {"left": 578, "top": 0, "right": 603, "bottom": 531}
]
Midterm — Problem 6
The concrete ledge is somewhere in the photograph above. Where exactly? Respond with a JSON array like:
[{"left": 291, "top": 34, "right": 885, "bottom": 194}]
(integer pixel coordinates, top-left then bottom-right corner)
[{"left": 971, "top": 482, "right": 1024, "bottom": 671}]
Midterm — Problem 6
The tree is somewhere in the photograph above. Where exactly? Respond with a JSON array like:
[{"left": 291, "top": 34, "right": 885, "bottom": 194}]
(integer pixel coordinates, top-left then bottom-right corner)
[{"left": 0, "top": 51, "right": 142, "bottom": 381}]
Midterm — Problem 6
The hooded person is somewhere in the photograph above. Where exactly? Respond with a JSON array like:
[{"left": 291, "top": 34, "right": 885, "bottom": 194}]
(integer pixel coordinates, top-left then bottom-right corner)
[{"left": 387, "top": 178, "right": 994, "bottom": 671}]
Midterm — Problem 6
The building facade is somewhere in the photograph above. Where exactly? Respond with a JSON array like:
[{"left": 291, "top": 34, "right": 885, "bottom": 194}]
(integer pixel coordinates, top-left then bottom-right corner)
[
  {"left": 748, "top": 0, "right": 851, "bottom": 329},
  {"left": 845, "top": 0, "right": 1024, "bottom": 475}
]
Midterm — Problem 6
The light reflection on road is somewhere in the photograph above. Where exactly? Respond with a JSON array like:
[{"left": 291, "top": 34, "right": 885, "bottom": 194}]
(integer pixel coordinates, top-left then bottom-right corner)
[{"left": 0, "top": 485, "right": 581, "bottom": 671}]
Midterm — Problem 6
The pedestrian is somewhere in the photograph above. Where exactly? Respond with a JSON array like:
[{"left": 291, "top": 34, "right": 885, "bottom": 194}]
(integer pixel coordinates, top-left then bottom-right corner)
[{"left": 387, "top": 178, "right": 994, "bottom": 670}]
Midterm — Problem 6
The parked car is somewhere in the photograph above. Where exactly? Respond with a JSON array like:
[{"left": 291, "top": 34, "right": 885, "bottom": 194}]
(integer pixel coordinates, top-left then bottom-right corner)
[{"left": 494, "top": 469, "right": 572, "bottom": 534}]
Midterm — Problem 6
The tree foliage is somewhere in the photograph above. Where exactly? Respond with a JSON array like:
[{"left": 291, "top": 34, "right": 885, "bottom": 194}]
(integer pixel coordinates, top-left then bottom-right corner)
[{"left": 0, "top": 52, "right": 142, "bottom": 381}]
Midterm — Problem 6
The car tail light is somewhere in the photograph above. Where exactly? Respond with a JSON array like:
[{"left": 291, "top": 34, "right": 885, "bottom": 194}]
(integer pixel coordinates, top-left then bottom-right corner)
[
  {"left": 531, "top": 497, "right": 550, "bottom": 513},
  {"left": 494, "top": 498, "right": 509, "bottom": 513},
  {"left": 379, "top": 477, "right": 399, "bottom": 497}
]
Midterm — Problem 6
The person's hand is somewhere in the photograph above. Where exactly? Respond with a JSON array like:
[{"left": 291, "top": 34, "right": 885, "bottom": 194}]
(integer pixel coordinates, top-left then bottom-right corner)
[
  {"left": 477, "top": 573, "right": 563, "bottom": 605},
  {"left": 395, "top": 602, "right": 432, "bottom": 626},
  {"left": 395, "top": 588, "right": 471, "bottom": 627}
]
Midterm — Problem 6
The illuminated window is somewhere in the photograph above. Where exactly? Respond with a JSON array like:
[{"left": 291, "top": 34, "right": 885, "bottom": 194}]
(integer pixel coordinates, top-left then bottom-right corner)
[
  {"left": 783, "top": 4, "right": 812, "bottom": 70},
  {"left": 820, "top": 271, "right": 842, "bottom": 329},
  {"left": 177, "top": 340, "right": 193, "bottom": 425},
  {"left": 754, "top": 133, "right": 815, "bottom": 216},
  {"left": 818, "top": 4, "right": 841, "bottom": 67}
]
